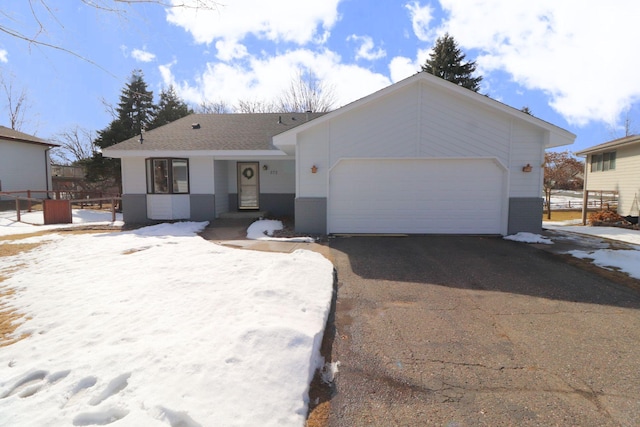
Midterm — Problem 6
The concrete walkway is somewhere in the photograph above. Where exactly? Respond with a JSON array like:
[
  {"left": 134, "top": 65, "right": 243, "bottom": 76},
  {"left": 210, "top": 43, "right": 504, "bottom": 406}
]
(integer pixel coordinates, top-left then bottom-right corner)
[{"left": 198, "top": 219, "right": 333, "bottom": 261}]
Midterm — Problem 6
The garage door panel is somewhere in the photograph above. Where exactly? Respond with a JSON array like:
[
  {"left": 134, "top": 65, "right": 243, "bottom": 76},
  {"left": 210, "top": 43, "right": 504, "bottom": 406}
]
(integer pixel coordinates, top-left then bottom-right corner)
[{"left": 328, "top": 159, "right": 504, "bottom": 234}]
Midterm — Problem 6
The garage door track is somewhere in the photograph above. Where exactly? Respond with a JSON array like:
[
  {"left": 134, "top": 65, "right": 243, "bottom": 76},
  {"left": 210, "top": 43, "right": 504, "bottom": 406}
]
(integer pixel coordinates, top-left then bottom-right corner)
[{"left": 327, "top": 235, "right": 640, "bottom": 426}]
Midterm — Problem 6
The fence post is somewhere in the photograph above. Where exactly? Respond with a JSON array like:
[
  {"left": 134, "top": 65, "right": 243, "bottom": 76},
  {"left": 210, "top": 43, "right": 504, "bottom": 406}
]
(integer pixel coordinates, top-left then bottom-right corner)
[
  {"left": 111, "top": 198, "right": 116, "bottom": 222},
  {"left": 99, "top": 192, "right": 103, "bottom": 209},
  {"left": 16, "top": 198, "right": 20, "bottom": 222},
  {"left": 27, "top": 190, "right": 32, "bottom": 212}
]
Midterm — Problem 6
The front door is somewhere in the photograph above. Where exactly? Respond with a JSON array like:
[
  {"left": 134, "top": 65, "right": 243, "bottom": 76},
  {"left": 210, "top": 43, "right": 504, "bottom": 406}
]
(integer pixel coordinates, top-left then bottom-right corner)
[{"left": 237, "top": 162, "right": 260, "bottom": 210}]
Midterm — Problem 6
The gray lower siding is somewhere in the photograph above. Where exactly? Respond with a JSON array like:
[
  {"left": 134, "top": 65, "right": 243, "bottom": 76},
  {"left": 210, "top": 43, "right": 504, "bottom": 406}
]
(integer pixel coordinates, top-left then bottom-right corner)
[
  {"left": 295, "top": 197, "right": 327, "bottom": 234},
  {"left": 122, "top": 194, "right": 149, "bottom": 224},
  {"left": 190, "top": 194, "right": 216, "bottom": 221},
  {"left": 508, "top": 197, "right": 543, "bottom": 234},
  {"left": 121, "top": 194, "right": 217, "bottom": 223},
  {"left": 228, "top": 193, "right": 294, "bottom": 217}
]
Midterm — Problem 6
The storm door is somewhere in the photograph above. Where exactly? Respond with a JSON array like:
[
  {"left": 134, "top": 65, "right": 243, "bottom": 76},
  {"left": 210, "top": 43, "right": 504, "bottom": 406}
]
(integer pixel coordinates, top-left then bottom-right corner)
[{"left": 237, "top": 162, "right": 260, "bottom": 210}]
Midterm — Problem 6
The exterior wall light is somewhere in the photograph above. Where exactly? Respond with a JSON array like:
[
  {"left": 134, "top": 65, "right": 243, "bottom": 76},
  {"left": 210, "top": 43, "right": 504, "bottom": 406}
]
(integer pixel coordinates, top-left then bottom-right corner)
[
  {"left": 262, "top": 164, "right": 269, "bottom": 171},
  {"left": 311, "top": 165, "right": 318, "bottom": 174},
  {"left": 522, "top": 164, "right": 533, "bottom": 172}
]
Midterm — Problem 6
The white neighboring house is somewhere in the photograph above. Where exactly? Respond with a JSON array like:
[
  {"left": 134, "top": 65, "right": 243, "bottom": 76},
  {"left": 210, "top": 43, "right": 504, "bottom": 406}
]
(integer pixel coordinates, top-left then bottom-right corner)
[
  {"left": 576, "top": 135, "right": 640, "bottom": 218},
  {"left": 105, "top": 72, "right": 576, "bottom": 235},
  {"left": 0, "top": 126, "right": 58, "bottom": 203}
]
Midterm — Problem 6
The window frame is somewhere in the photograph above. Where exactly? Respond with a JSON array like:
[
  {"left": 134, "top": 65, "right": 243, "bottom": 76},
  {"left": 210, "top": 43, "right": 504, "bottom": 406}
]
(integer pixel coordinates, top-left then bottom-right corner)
[
  {"left": 145, "top": 158, "right": 190, "bottom": 194},
  {"left": 590, "top": 151, "right": 616, "bottom": 173}
]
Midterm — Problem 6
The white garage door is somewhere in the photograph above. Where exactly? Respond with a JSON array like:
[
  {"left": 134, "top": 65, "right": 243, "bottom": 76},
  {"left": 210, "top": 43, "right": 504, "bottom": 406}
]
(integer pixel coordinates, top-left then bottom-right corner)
[{"left": 328, "top": 158, "right": 505, "bottom": 234}]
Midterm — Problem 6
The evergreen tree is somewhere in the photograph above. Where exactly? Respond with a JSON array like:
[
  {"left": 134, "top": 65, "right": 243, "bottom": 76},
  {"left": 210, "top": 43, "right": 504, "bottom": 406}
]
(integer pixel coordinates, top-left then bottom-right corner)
[
  {"left": 149, "top": 85, "right": 192, "bottom": 130},
  {"left": 84, "top": 70, "right": 155, "bottom": 194},
  {"left": 95, "top": 70, "right": 155, "bottom": 149},
  {"left": 421, "top": 33, "right": 482, "bottom": 92}
]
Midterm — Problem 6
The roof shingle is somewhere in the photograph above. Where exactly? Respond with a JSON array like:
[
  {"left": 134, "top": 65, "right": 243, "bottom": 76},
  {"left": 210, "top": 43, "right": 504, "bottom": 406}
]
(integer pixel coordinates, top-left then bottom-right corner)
[{"left": 106, "top": 113, "right": 325, "bottom": 152}]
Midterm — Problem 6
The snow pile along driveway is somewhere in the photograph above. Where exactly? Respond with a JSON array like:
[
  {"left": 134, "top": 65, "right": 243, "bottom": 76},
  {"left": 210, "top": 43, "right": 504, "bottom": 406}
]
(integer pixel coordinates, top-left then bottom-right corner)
[
  {"left": 0, "top": 222, "right": 334, "bottom": 426},
  {"left": 514, "top": 224, "right": 640, "bottom": 280}
]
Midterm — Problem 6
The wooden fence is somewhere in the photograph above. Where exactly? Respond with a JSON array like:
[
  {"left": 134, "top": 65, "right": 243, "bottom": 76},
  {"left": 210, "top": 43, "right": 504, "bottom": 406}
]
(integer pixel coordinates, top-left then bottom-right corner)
[{"left": 0, "top": 190, "right": 120, "bottom": 225}]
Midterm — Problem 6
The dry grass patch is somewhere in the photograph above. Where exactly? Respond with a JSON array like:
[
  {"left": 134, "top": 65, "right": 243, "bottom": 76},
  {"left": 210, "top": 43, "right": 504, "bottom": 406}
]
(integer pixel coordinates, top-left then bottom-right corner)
[
  {"left": 543, "top": 210, "right": 584, "bottom": 222},
  {"left": 0, "top": 228, "right": 121, "bottom": 347},
  {"left": 0, "top": 242, "right": 44, "bottom": 258},
  {"left": 0, "top": 283, "right": 30, "bottom": 347}
]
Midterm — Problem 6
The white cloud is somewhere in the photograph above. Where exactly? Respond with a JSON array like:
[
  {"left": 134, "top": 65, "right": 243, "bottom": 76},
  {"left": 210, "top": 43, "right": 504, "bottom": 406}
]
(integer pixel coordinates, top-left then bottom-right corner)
[
  {"left": 405, "top": 1, "right": 435, "bottom": 42},
  {"left": 160, "top": 49, "right": 391, "bottom": 110},
  {"left": 389, "top": 56, "right": 419, "bottom": 83},
  {"left": 434, "top": 0, "right": 640, "bottom": 126},
  {"left": 131, "top": 48, "right": 156, "bottom": 62},
  {"left": 215, "top": 39, "right": 249, "bottom": 61},
  {"left": 166, "top": 0, "right": 341, "bottom": 47},
  {"left": 347, "top": 35, "right": 386, "bottom": 61},
  {"left": 0, "top": 49, "right": 7, "bottom": 63}
]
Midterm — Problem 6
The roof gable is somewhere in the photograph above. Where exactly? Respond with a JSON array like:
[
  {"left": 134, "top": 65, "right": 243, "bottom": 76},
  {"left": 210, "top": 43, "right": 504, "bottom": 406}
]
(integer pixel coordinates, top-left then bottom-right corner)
[{"left": 274, "top": 72, "right": 575, "bottom": 151}]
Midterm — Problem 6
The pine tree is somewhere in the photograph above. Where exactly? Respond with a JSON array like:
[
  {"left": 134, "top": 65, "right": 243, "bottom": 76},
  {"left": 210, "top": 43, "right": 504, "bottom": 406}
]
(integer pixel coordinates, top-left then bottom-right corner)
[
  {"left": 149, "top": 85, "right": 192, "bottom": 130},
  {"left": 421, "top": 33, "right": 482, "bottom": 92},
  {"left": 84, "top": 70, "right": 156, "bottom": 194},
  {"left": 95, "top": 70, "right": 155, "bottom": 149}
]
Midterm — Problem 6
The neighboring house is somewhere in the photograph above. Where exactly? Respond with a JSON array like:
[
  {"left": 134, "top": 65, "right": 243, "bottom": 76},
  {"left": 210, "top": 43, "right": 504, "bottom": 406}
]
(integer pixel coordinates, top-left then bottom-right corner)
[
  {"left": 52, "top": 164, "right": 86, "bottom": 194},
  {"left": 0, "top": 126, "right": 58, "bottom": 205},
  {"left": 576, "top": 134, "right": 640, "bottom": 218},
  {"left": 104, "top": 72, "right": 576, "bottom": 235}
]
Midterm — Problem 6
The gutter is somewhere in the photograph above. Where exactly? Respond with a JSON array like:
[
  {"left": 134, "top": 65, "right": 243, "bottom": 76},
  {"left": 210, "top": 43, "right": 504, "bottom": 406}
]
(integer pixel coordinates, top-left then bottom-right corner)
[{"left": 44, "top": 147, "right": 52, "bottom": 196}]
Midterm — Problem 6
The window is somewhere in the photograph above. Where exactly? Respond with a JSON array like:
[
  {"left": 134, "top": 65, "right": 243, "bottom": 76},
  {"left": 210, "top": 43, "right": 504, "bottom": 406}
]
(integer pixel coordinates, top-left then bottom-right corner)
[
  {"left": 146, "top": 158, "right": 189, "bottom": 194},
  {"left": 590, "top": 151, "right": 616, "bottom": 172}
]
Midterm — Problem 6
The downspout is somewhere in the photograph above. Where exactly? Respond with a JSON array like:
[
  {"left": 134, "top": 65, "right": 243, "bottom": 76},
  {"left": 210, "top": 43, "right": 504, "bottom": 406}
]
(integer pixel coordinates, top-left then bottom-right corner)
[{"left": 44, "top": 147, "right": 52, "bottom": 198}]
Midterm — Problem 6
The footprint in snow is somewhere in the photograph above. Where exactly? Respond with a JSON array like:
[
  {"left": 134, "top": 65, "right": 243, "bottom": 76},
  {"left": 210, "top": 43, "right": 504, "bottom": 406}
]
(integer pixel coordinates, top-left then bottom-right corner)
[
  {"left": 62, "top": 376, "right": 98, "bottom": 408},
  {"left": 151, "top": 405, "right": 203, "bottom": 427},
  {"left": 72, "top": 408, "right": 129, "bottom": 426},
  {"left": 88, "top": 372, "right": 131, "bottom": 406},
  {"left": 0, "top": 369, "right": 70, "bottom": 399}
]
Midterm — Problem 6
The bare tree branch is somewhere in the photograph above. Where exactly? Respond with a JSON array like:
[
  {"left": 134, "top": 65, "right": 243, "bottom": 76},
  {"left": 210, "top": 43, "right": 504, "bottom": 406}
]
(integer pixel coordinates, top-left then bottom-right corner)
[
  {"left": 277, "top": 69, "right": 336, "bottom": 113},
  {"left": 50, "top": 125, "right": 97, "bottom": 164},
  {"left": 1, "top": 0, "right": 219, "bottom": 71},
  {"left": 198, "top": 100, "right": 232, "bottom": 114},
  {"left": 543, "top": 151, "right": 584, "bottom": 219},
  {"left": 0, "top": 73, "right": 31, "bottom": 131},
  {"left": 235, "top": 99, "right": 278, "bottom": 113}
]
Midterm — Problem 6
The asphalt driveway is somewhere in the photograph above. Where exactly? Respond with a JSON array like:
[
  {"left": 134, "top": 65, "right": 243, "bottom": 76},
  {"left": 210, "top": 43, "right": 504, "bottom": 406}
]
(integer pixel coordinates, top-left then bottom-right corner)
[{"left": 326, "top": 235, "right": 640, "bottom": 426}]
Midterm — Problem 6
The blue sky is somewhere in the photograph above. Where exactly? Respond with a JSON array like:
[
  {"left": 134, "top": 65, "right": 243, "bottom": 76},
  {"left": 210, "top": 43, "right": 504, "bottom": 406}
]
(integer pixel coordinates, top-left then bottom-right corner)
[{"left": 1, "top": 0, "right": 639, "bottom": 154}]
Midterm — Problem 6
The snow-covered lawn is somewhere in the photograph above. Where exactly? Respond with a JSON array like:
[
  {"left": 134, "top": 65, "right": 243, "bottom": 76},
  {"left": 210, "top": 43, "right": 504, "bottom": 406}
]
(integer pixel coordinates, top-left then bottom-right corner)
[{"left": 0, "top": 213, "right": 334, "bottom": 426}]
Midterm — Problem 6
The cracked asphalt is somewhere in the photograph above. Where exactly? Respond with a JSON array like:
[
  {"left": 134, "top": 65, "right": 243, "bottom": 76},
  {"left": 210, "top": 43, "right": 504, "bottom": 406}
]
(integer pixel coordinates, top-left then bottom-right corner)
[{"left": 327, "top": 235, "right": 640, "bottom": 426}]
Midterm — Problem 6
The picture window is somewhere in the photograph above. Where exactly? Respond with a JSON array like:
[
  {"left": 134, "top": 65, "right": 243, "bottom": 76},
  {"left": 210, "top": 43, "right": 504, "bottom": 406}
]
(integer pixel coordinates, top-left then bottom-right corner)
[{"left": 146, "top": 158, "right": 189, "bottom": 194}]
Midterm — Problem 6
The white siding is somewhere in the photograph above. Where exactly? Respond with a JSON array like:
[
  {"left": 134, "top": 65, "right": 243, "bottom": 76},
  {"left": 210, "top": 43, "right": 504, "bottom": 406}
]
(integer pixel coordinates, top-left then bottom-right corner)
[
  {"left": 585, "top": 144, "right": 640, "bottom": 215},
  {"left": 297, "top": 124, "right": 330, "bottom": 197},
  {"left": 214, "top": 160, "right": 229, "bottom": 216},
  {"left": 0, "top": 140, "right": 50, "bottom": 193},
  {"left": 329, "top": 84, "right": 420, "bottom": 161},
  {"left": 260, "top": 159, "right": 295, "bottom": 193},
  {"left": 190, "top": 157, "right": 215, "bottom": 193},
  {"left": 121, "top": 157, "right": 146, "bottom": 194},
  {"left": 147, "top": 194, "right": 190, "bottom": 219},
  {"left": 419, "top": 84, "right": 510, "bottom": 161},
  {"left": 509, "top": 121, "right": 546, "bottom": 197}
]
